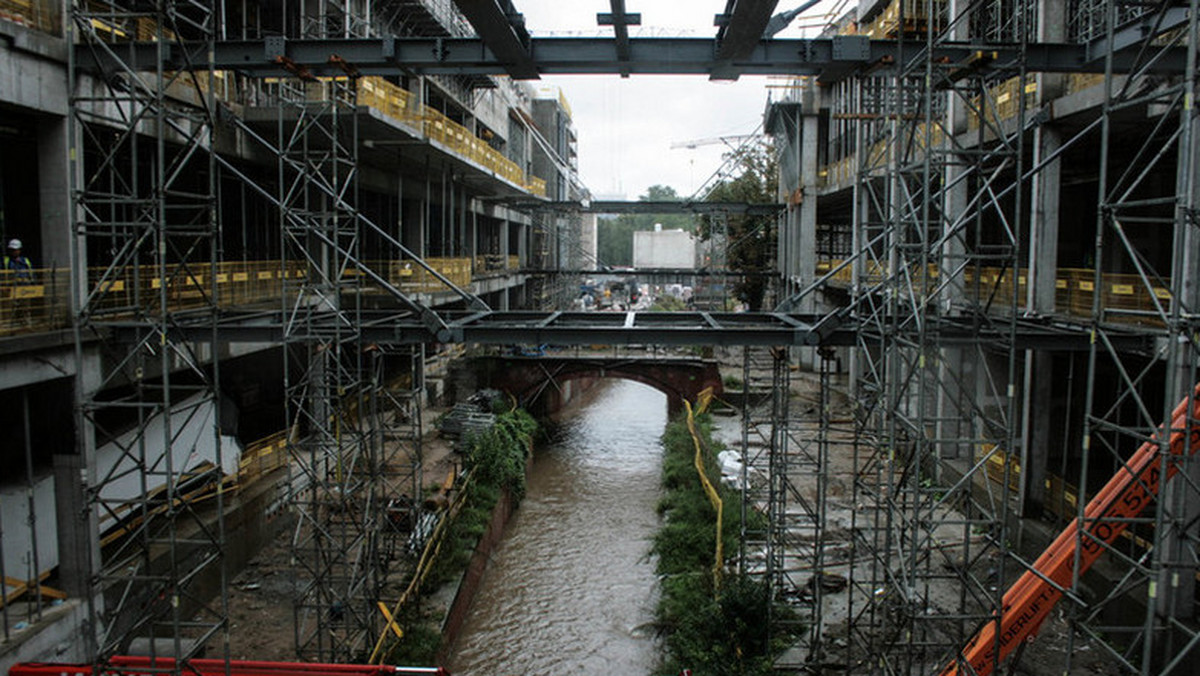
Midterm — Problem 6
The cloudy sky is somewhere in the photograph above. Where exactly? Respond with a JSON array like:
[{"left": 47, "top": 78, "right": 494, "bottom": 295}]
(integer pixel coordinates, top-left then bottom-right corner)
[{"left": 515, "top": 1, "right": 843, "bottom": 200}]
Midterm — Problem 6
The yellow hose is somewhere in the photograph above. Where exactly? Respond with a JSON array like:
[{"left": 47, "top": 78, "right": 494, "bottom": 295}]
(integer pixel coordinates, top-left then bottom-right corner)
[{"left": 685, "top": 394, "right": 723, "bottom": 592}]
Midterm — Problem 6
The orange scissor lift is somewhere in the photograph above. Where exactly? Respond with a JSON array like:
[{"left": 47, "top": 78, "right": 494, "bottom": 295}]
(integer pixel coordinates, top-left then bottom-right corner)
[{"left": 943, "top": 383, "right": 1200, "bottom": 676}]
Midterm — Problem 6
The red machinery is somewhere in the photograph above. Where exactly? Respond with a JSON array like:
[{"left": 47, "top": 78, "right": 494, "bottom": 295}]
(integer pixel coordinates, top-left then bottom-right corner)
[
  {"left": 10, "top": 658, "right": 448, "bottom": 676},
  {"left": 942, "top": 383, "right": 1200, "bottom": 676}
]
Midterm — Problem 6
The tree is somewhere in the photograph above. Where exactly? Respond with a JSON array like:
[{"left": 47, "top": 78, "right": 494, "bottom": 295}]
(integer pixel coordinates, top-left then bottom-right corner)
[
  {"left": 596, "top": 184, "right": 697, "bottom": 267},
  {"left": 698, "top": 144, "right": 777, "bottom": 311}
]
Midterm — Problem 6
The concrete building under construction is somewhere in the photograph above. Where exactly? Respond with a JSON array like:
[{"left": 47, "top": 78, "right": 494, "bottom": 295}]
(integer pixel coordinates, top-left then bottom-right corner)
[{"left": 0, "top": 1, "right": 1197, "bottom": 675}]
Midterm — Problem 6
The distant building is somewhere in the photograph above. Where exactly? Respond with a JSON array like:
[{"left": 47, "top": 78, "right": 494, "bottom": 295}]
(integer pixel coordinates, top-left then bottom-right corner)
[{"left": 633, "top": 227, "right": 696, "bottom": 268}]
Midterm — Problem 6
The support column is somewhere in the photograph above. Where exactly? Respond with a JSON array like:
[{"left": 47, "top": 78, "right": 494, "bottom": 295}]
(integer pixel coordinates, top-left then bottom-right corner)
[
  {"left": 1019, "top": 124, "right": 1062, "bottom": 516},
  {"left": 1019, "top": 0, "right": 1065, "bottom": 515},
  {"left": 797, "top": 105, "right": 818, "bottom": 310},
  {"left": 37, "top": 116, "right": 72, "bottom": 269}
]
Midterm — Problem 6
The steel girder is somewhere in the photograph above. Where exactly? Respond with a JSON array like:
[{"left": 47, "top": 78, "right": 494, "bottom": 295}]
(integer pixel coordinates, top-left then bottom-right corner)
[{"left": 75, "top": 37, "right": 1194, "bottom": 80}]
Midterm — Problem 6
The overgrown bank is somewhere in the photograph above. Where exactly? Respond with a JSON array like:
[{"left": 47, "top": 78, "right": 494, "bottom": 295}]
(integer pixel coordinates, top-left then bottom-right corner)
[
  {"left": 380, "top": 405, "right": 538, "bottom": 665},
  {"left": 653, "top": 408, "right": 798, "bottom": 675}
]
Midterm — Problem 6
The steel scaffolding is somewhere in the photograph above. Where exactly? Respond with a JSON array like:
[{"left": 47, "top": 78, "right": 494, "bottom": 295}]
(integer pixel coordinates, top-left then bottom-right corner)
[
  {"left": 837, "top": 0, "right": 1033, "bottom": 671},
  {"left": 1070, "top": 0, "right": 1200, "bottom": 671},
  {"left": 738, "top": 345, "right": 835, "bottom": 663},
  {"left": 786, "top": 0, "right": 1200, "bottom": 674},
  {"left": 70, "top": 0, "right": 228, "bottom": 661}
]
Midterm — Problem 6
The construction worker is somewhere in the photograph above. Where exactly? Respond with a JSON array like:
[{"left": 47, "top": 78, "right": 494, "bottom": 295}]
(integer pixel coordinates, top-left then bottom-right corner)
[{"left": 4, "top": 239, "right": 33, "bottom": 283}]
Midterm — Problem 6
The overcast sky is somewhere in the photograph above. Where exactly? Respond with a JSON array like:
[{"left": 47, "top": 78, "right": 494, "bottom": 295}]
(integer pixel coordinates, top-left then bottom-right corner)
[{"left": 516, "top": 1, "right": 843, "bottom": 200}]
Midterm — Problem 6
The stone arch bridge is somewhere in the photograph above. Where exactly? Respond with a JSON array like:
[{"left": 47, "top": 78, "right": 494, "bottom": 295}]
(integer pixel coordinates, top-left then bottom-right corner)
[{"left": 472, "top": 354, "right": 724, "bottom": 416}]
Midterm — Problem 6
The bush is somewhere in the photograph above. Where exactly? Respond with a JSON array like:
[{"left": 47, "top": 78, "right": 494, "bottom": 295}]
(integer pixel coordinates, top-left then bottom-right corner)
[
  {"left": 463, "top": 408, "right": 536, "bottom": 502},
  {"left": 653, "top": 410, "right": 796, "bottom": 675},
  {"left": 650, "top": 295, "right": 687, "bottom": 311}
]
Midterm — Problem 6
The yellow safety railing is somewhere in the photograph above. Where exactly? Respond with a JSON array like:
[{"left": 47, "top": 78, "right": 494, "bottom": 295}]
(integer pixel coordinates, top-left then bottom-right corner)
[
  {"left": 359, "top": 77, "right": 423, "bottom": 127},
  {"left": 861, "top": 0, "right": 945, "bottom": 38},
  {"left": 817, "top": 259, "right": 1175, "bottom": 326},
  {"left": 0, "top": 261, "right": 306, "bottom": 337},
  {"left": 685, "top": 388, "right": 723, "bottom": 592},
  {"left": 0, "top": 0, "right": 60, "bottom": 34},
  {"left": 237, "top": 430, "right": 290, "bottom": 485},
  {"left": 0, "top": 257, "right": 489, "bottom": 338},
  {"left": 382, "top": 256, "right": 473, "bottom": 292},
  {"left": 356, "top": 76, "right": 549, "bottom": 197},
  {"left": 0, "top": 268, "right": 70, "bottom": 336},
  {"left": 968, "top": 76, "right": 1039, "bottom": 131}
]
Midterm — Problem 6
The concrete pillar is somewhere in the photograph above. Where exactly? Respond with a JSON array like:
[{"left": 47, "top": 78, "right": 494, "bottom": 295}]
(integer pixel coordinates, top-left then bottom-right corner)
[
  {"left": 65, "top": 348, "right": 102, "bottom": 657},
  {"left": 936, "top": 49, "right": 971, "bottom": 461},
  {"left": 1017, "top": 0, "right": 1066, "bottom": 516},
  {"left": 37, "top": 115, "right": 72, "bottom": 270},
  {"left": 1018, "top": 125, "right": 1062, "bottom": 517},
  {"left": 797, "top": 105, "right": 818, "bottom": 303}
]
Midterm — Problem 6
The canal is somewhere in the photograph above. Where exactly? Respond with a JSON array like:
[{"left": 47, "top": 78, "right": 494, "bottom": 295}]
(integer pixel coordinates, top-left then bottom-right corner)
[{"left": 447, "top": 380, "right": 667, "bottom": 674}]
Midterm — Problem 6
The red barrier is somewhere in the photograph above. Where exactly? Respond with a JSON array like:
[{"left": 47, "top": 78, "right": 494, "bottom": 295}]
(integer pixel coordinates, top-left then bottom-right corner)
[{"left": 10, "top": 658, "right": 447, "bottom": 676}]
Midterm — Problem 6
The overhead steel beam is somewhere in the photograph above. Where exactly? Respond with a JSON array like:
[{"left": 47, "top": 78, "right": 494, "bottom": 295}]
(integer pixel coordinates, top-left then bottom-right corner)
[
  {"left": 112, "top": 309, "right": 1151, "bottom": 352},
  {"left": 712, "top": 0, "right": 779, "bottom": 79},
  {"left": 512, "top": 199, "right": 784, "bottom": 215},
  {"left": 597, "top": 1, "right": 641, "bottom": 77},
  {"left": 714, "top": 0, "right": 779, "bottom": 60},
  {"left": 530, "top": 268, "right": 778, "bottom": 277},
  {"left": 77, "top": 37, "right": 1193, "bottom": 80},
  {"left": 451, "top": 0, "right": 539, "bottom": 78},
  {"left": 1086, "top": 4, "right": 1191, "bottom": 62}
]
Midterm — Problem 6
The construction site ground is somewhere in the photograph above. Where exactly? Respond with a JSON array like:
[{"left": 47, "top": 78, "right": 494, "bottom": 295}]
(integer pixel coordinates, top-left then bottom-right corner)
[
  {"left": 220, "top": 350, "right": 1119, "bottom": 674},
  {"left": 709, "top": 347, "right": 1120, "bottom": 676},
  {"left": 222, "top": 403, "right": 460, "bottom": 661}
]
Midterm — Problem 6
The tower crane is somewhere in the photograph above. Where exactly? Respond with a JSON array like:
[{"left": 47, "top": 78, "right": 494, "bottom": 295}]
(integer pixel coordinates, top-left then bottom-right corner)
[{"left": 669, "top": 134, "right": 762, "bottom": 150}]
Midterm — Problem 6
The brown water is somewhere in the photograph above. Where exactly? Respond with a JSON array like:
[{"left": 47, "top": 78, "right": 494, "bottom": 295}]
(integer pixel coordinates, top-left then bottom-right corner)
[{"left": 447, "top": 380, "right": 666, "bottom": 675}]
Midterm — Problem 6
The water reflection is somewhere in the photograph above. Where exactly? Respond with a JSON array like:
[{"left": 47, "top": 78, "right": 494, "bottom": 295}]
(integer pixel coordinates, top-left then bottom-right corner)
[{"left": 447, "top": 380, "right": 667, "bottom": 675}]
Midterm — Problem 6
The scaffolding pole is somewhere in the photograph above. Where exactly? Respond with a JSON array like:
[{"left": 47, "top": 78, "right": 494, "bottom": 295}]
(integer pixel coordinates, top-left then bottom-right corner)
[{"left": 69, "top": 0, "right": 228, "bottom": 664}]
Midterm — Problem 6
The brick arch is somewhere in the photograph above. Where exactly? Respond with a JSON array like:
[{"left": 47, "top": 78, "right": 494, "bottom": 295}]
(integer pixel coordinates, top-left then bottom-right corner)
[{"left": 476, "top": 356, "right": 723, "bottom": 416}]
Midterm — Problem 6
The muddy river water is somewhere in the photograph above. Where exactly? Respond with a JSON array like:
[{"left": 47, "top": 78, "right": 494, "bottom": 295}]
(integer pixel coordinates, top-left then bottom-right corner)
[{"left": 447, "top": 380, "right": 667, "bottom": 674}]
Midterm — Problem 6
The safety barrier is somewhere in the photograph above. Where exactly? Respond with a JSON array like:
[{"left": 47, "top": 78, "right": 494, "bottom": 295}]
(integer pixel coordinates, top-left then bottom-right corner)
[
  {"left": 0, "top": 257, "right": 487, "bottom": 337},
  {"left": 816, "top": 259, "right": 1175, "bottom": 326},
  {"left": 0, "top": 261, "right": 305, "bottom": 337},
  {"left": 237, "top": 429, "right": 290, "bottom": 485},
  {"left": 473, "top": 254, "right": 520, "bottom": 273},
  {"left": 0, "top": 0, "right": 60, "bottom": 34},
  {"left": 968, "top": 76, "right": 1039, "bottom": 131},
  {"left": 358, "top": 77, "right": 549, "bottom": 197},
  {"left": 383, "top": 256, "right": 472, "bottom": 292},
  {"left": 0, "top": 268, "right": 70, "bottom": 336},
  {"left": 861, "top": 0, "right": 945, "bottom": 38}
]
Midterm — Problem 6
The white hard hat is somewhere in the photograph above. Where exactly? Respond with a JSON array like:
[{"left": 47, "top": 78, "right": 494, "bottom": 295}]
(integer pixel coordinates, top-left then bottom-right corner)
[{"left": 6, "top": 239, "right": 20, "bottom": 249}]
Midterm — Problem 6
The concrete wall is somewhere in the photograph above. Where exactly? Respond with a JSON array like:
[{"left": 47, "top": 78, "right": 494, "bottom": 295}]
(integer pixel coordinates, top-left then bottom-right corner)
[{"left": 633, "top": 229, "right": 696, "bottom": 269}]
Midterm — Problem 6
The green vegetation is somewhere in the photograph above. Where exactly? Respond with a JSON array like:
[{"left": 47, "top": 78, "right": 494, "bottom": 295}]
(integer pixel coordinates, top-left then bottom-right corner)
[
  {"left": 382, "top": 607, "right": 443, "bottom": 665},
  {"left": 464, "top": 408, "right": 537, "bottom": 502},
  {"left": 722, "top": 373, "right": 744, "bottom": 390},
  {"left": 653, "top": 411, "right": 797, "bottom": 675},
  {"left": 391, "top": 407, "right": 538, "bottom": 664},
  {"left": 650, "top": 294, "right": 687, "bottom": 312},
  {"left": 698, "top": 144, "right": 778, "bottom": 311},
  {"left": 596, "top": 185, "right": 697, "bottom": 266}
]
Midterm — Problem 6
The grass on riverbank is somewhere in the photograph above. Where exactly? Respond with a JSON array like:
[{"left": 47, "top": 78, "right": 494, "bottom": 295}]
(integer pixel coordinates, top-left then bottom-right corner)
[
  {"left": 653, "top": 411, "right": 799, "bottom": 675},
  {"left": 383, "top": 406, "right": 538, "bottom": 665}
]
